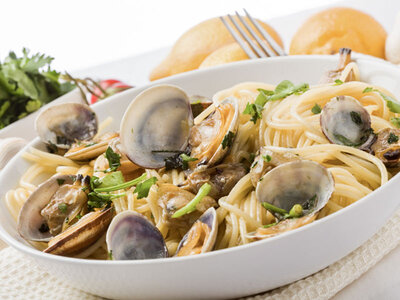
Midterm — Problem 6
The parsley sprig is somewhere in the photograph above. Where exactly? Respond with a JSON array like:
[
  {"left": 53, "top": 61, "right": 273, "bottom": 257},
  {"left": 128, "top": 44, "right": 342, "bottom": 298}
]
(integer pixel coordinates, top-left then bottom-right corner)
[
  {"left": 105, "top": 147, "right": 121, "bottom": 172},
  {"left": 244, "top": 80, "right": 309, "bottom": 123},
  {"left": 363, "top": 87, "right": 400, "bottom": 113}
]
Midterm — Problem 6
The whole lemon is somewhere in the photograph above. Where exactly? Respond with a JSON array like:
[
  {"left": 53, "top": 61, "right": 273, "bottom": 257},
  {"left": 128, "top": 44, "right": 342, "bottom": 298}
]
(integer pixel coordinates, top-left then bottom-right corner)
[
  {"left": 290, "top": 7, "right": 387, "bottom": 58},
  {"left": 150, "top": 17, "right": 282, "bottom": 81}
]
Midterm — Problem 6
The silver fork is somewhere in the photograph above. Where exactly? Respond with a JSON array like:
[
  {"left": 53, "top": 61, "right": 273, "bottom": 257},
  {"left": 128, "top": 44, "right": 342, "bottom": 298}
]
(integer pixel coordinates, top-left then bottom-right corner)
[{"left": 220, "top": 9, "right": 286, "bottom": 58}]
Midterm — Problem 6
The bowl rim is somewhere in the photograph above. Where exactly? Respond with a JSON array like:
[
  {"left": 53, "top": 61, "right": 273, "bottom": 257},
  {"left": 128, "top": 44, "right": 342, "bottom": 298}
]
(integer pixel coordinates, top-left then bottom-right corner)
[{"left": 1, "top": 54, "right": 400, "bottom": 266}]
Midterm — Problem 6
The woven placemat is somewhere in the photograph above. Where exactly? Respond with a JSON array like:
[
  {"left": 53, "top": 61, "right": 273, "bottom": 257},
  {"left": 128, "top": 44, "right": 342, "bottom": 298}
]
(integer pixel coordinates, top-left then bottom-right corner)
[{"left": 1, "top": 210, "right": 400, "bottom": 300}]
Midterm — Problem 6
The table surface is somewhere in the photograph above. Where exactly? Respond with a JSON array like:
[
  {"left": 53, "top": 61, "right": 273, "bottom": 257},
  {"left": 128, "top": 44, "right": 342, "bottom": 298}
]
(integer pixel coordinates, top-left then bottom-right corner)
[{"left": 2, "top": 0, "right": 400, "bottom": 299}]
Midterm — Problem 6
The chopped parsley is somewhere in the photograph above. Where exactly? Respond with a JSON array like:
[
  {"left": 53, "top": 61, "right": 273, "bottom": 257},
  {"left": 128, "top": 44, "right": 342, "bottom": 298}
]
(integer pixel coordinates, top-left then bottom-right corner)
[
  {"left": 263, "top": 154, "right": 272, "bottom": 162},
  {"left": 363, "top": 87, "right": 374, "bottom": 93},
  {"left": 172, "top": 183, "right": 211, "bottom": 218},
  {"left": 243, "top": 80, "right": 309, "bottom": 123},
  {"left": 58, "top": 203, "right": 68, "bottom": 214},
  {"left": 302, "top": 195, "right": 317, "bottom": 211},
  {"left": 108, "top": 250, "right": 113, "bottom": 260},
  {"left": 350, "top": 111, "right": 362, "bottom": 125},
  {"left": 88, "top": 192, "right": 125, "bottom": 209},
  {"left": 104, "top": 147, "right": 121, "bottom": 172},
  {"left": 333, "top": 133, "right": 360, "bottom": 147},
  {"left": 222, "top": 131, "right": 235, "bottom": 149},
  {"left": 311, "top": 104, "right": 321, "bottom": 114},
  {"left": 134, "top": 177, "right": 158, "bottom": 199},
  {"left": 334, "top": 79, "right": 344, "bottom": 85},
  {"left": 263, "top": 222, "right": 277, "bottom": 228},
  {"left": 388, "top": 132, "right": 399, "bottom": 144},
  {"left": 390, "top": 117, "right": 400, "bottom": 128},
  {"left": 180, "top": 153, "right": 198, "bottom": 169},
  {"left": 84, "top": 142, "right": 97, "bottom": 148},
  {"left": 56, "top": 179, "right": 65, "bottom": 186}
]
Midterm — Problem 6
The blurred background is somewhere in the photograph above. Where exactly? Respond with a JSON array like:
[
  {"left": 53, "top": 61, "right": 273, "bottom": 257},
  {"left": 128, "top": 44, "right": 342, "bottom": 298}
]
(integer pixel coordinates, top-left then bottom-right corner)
[{"left": 1, "top": 0, "right": 392, "bottom": 73}]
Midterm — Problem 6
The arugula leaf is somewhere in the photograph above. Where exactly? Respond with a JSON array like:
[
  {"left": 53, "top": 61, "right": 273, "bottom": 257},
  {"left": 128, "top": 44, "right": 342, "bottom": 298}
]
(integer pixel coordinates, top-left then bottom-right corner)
[
  {"left": 134, "top": 177, "right": 158, "bottom": 199},
  {"left": 311, "top": 104, "right": 321, "bottom": 114},
  {"left": 105, "top": 147, "right": 121, "bottom": 172}
]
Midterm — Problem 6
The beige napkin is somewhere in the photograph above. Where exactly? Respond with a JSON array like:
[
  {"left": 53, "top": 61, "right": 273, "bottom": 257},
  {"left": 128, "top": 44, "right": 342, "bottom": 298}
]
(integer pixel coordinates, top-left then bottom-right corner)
[{"left": 0, "top": 210, "right": 399, "bottom": 300}]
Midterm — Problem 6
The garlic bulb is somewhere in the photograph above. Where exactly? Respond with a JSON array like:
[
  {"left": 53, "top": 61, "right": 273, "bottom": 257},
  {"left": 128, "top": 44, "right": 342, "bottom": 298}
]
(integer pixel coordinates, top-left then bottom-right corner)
[
  {"left": 0, "top": 138, "right": 27, "bottom": 170},
  {"left": 386, "top": 11, "right": 400, "bottom": 64}
]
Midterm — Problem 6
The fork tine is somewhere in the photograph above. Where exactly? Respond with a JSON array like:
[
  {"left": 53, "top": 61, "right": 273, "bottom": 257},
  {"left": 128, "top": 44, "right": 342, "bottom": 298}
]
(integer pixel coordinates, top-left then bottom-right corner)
[
  {"left": 226, "top": 14, "right": 267, "bottom": 58},
  {"left": 235, "top": 11, "right": 275, "bottom": 57},
  {"left": 243, "top": 8, "right": 286, "bottom": 56},
  {"left": 219, "top": 16, "right": 258, "bottom": 59}
]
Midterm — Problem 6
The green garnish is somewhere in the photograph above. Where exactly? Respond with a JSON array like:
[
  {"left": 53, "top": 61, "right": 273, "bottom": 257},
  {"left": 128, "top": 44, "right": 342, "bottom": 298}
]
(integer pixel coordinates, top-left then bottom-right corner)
[
  {"left": 94, "top": 173, "right": 147, "bottom": 193},
  {"left": 90, "top": 176, "right": 102, "bottom": 190},
  {"left": 333, "top": 133, "right": 360, "bottom": 147},
  {"left": 108, "top": 250, "right": 113, "bottom": 260},
  {"left": 244, "top": 80, "right": 309, "bottom": 123},
  {"left": 289, "top": 204, "right": 303, "bottom": 218},
  {"left": 0, "top": 48, "right": 75, "bottom": 129},
  {"left": 388, "top": 132, "right": 399, "bottom": 144},
  {"left": 263, "top": 222, "right": 277, "bottom": 228},
  {"left": 221, "top": 131, "right": 235, "bottom": 149},
  {"left": 311, "top": 104, "right": 321, "bottom": 114},
  {"left": 263, "top": 155, "right": 271, "bottom": 162},
  {"left": 363, "top": 87, "right": 374, "bottom": 93},
  {"left": 390, "top": 117, "right": 400, "bottom": 128},
  {"left": 84, "top": 142, "right": 97, "bottom": 148},
  {"left": 362, "top": 88, "right": 400, "bottom": 113},
  {"left": 302, "top": 195, "right": 317, "bottom": 211},
  {"left": 104, "top": 147, "right": 121, "bottom": 172},
  {"left": 88, "top": 192, "right": 126, "bottom": 209},
  {"left": 180, "top": 153, "right": 198, "bottom": 169},
  {"left": 134, "top": 177, "right": 158, "bottom": 199},
  {"left": 248, "top": 153, "right": 256, "bottom": 164},
  {"left": 76, "top": 214, "right": 82, "bottom": 220},
  {"left": 261, "top": 202, "right": 288, "bottom": 216},
  {"left": 172, "top": 183, "right": 211, "bottom": 218},
  {"left": 96, "top": 171, "right": 125, "bottom": 190},
  {"left": 334, "top": 79, "right": 344, "bottom": 85},
  {"left": 56, "top": 179, "right": 65, "bottom": 186},
  {"left": 58, "top": 203, "right": 68, "bottom": 214},
  {"left": 350, "top": 111, "right": 362, "bottom": 125}
]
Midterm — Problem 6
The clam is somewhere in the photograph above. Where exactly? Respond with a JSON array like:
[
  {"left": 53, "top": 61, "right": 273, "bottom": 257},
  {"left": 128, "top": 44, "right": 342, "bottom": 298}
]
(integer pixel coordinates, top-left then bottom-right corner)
[
  {"left": 320, "top": 96, "right": 375, "bottom": 150},
  {"left": 371, "top": 128, "right": 400, "bottom": 167},
  {"left": 185, "top": 163, "right": 247, "bottom": 199},
  {"left": 120, "top": 84, "right": 193, "bottom": 169},
  {"left": 189, "top": 97, "right": 239, "bottom": 169},
  {"left": 320, "top": 48, "right": 354, "bottom": 83},
  {"left": 64, "top": 132, "right": 119, "bottom": 161},
  {"left": 189, "top": 95, "right": 213, "bottom": 118},
  {"left": 18, "top": 174, "right": 77, "bottom": 242},
  {"left": 106, "top": 211, "right": 168, "bottom": 260},
  {"left": 44, "top": 207, "right": 114, "bottom": 256},
  {"left": 250, "top": 148, "right": 300, "bottom": 187},
  {"left": 157, "top": 184, "right": 216, "bottom": 229},
  {"left": 35, "top": 103, "right": 98, "bottom": 149},
  {"left": 175, "top": 207, "right": 218, "bottom": 257},
  {"left": 256, "top": 160, "right": 334, "bottom": 218},
  {"left": 120, "top": 84, "right": 239, "bottom": 170}
]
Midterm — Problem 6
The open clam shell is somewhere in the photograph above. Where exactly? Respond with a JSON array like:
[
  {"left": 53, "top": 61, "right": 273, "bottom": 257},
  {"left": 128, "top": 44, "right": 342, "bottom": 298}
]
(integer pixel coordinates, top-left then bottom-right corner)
[
  {"left": 18, "top": 174, "right": 76, "bottom": 242},
  {"left": 106, "top": 211, "right": 168, "bottom": 260},
  {"left": 256, "top": 160, "right": 334, "bottom": 216},
  {"left": 120, "top": 84, "right": 193, "bottom": 169},
  {"left": 44, "top": 207, "right": 114, "bottom": 256},
  {"left": 175, "top": 207, "right": 218, "bottom": 257},
  {"left": 320, "top": 96, "right": 375, "bottom": 150},
  {"left": 189, "top": 97, "right": 239, "bottom": 169},
  {"left": 371, "top": 128, "right": 400, "bottom": 167},
  {"left": 35, "top": 103, "right": 98, "bottom": 149}
]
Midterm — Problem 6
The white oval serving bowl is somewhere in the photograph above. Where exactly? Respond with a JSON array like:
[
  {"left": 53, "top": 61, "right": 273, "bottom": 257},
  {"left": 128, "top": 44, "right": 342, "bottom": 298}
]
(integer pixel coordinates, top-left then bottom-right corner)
[{"left": 1, "top": 55, "right": 400, "bottom": 300}]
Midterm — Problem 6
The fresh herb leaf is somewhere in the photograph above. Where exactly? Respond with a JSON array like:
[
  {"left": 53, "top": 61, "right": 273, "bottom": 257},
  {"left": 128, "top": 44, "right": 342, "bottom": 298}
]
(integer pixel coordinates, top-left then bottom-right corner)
[
  {"left": 97, "top": 171, "right": 125, "bottom": 189},
  {"left": 56, "top": 179, "right": 65, "bottom": 186},
  {"left": 94, "top": 173, "right": 146, "bottom": 193},
  {"left": 311, "top": 104, "right": 321, "bottom": 114},
  {"left": 333, "top": 133, "right": 360, "bottom": 147},
  {"left": 388, "top": 132, "right": 399, "bottom": 144},
  {"left": 180, "top": 153, "right": 198, "bottom": 169},
  {"left": 58, "top": 203, "right": 68, "bottom": 214},
  {"left": 334, "top": 79, "right": 344, "bottom": 85},
  {"left": 85, "top": 142, "right": 97, "bottom": 148},
  {"left": 222, "top": 131, "right": 235, "bottom": 149},
  {"left": 88, "top": 192, "right": 126, "bottom": 209},
  {"left": 263, "top": 222, "right": 277, "bottom": 228},
  {"left": 90, "top": 176, "right": 102, "bottom": 190},
  {"left": 134, "top": 177, "right": 158, "bottom": 199},
  {"left": 105, "top": 147, "right": 121, "bottom": 172},
  {"left": 390, "top": 117, "right": 400, "bottom": 128},
  {"left": 172, "top": 183, "right": 211, "bottom": 218},
  {"left": 350, "top": 111, "right": 363, "bottom": 125},
  {"left": 243, "top": 102, "right": 264, "bottom": 123},
  {"left": 363, "top": 87, "right": 374, "bottom": 93},
  {"left": 263, "top": 155, "right": 271, "bottom": 162}
]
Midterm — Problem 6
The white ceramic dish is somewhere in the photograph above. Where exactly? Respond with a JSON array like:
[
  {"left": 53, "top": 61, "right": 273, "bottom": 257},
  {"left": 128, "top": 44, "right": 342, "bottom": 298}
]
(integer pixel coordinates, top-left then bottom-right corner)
[{"left": 1, "top": 56, "right": 400, "bottom": 300}]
